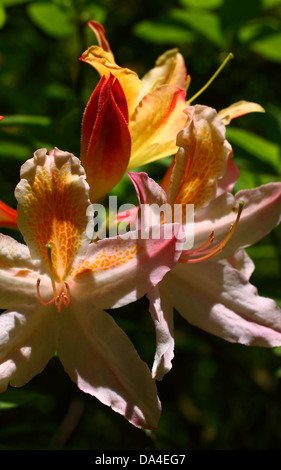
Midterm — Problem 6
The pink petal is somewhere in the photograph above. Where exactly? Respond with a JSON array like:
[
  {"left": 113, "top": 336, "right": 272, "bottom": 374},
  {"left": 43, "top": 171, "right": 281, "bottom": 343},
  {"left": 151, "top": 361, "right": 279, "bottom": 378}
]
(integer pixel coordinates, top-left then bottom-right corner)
[
  {"left": 164, "top": 260, "right": 281, "bottom": 347},
  {"left": 193, "top": 182, "right": 281, "bottom": 259},
  {"left": 216, "top": 152, "right": 239, "bottom": 195},
  {"left": 57, "top": 298, "right": 161, "bottom": 429},
  {"left": 71, "top": 223, "right": 184, "bottom": 310}
]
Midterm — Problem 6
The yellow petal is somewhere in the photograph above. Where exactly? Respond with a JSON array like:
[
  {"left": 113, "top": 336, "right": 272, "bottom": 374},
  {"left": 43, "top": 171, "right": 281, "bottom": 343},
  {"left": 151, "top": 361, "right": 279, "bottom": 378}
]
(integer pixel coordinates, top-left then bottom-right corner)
[
  {"left": 15, "top": 148, "right": 91, "bottom": 282},
  {"left": 128, "top": 85, "right": 187, "bottom": 169},
  {"left": 171, "top": 105, "right": 231, "bottom": 207},
  {"left": 139, "top": 49, "right": 189, "bottom": 102},
  {"left": 218, "top": 100, "right": 265, "bottom": 125},
  {"left": 81, "top": 46, "right": 143, "bottom": 117}
]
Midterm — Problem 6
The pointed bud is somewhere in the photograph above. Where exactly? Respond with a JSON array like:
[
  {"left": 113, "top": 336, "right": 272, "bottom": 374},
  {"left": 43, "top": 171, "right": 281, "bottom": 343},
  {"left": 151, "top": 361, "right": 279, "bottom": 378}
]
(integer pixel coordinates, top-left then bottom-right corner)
[{"left": 81, "top": 74, "right": 131, "bottom": 202}]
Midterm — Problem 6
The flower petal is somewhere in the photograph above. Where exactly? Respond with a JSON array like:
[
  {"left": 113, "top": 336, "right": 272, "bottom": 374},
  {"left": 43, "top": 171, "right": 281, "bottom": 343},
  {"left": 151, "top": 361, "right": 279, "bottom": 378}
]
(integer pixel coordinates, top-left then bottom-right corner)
[
  {"left": 227, "top": 249, "right": 255, "bottom": 280},
  {"left": 218, "top": 100, "right": 265, "bottom": 125},
  {"left": 57, "top": 299, "right": 161, "bottom": 429},
  {"left": 87, "top": 20, "right": 113, "bottom": 54},
  {"left": 170, "top": 104, "right": 231, "bottom": 206},
  {"left": 81, "top": 75, "right": 131, "bottom": 202},
  {"left": 128, "top": 85, "right": 187, "bottom": 169},
  {"left": 0, "top": 302, "right": 58, "bottom": 391},
  {"left": 139, "top": 49, "right": 188, "bottom": 101},
  {"left": 128, "top": 172, "right": 168, "bottom": 227},
  {"left": 0, "top": 233, "right": 50, "bottom": 308},
  {"left": 71, "top": 224, "right": 184, "bottom": 310},
  {"left": 193, "top": 182, "right": 281, "bottom": 259},
  {"left": 81, "top": 46, "right": 143, "bottom": 117},
  {"left": 15, "top": 148, "right": 91, "bottom": 282},
  {"left": 147, "top": 284, "right": 175, "bottom": 380},
  {"left": 216, "top": 152, "right": 239, "bottom": 195},
  {"left": 0, "top": 201, "right": 18, "bottom": 229},
  {"left": 164, "top": 260, "right": 281, "bottom": 347}
]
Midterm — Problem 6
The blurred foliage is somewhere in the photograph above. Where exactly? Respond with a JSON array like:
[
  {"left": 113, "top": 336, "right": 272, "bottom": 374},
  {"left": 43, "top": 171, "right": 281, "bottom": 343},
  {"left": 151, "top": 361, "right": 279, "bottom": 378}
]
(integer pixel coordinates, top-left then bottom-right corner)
[{"left": 0, "top": 0, "right": 281, "bottom": 450}]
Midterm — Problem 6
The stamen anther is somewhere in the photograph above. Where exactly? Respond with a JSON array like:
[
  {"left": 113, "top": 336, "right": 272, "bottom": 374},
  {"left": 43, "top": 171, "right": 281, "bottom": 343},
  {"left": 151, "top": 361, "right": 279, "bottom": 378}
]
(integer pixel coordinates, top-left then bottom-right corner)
[{"left": 179, "top": 201, "right": 244, "bottom": 264}]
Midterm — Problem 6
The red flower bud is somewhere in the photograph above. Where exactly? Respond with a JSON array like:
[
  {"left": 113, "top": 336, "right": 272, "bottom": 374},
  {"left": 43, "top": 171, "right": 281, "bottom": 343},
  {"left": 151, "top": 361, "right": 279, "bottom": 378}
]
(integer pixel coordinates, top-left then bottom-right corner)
[{"left": 81, "top": 74, "right": 131, "bottom": 202}]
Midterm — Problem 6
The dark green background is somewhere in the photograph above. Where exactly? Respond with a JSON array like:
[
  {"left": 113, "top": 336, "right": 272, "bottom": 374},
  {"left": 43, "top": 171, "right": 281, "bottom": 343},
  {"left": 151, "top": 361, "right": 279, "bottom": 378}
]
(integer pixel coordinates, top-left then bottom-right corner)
[{"left": 0, "top": 0, "right": 281, "bottom": 450}]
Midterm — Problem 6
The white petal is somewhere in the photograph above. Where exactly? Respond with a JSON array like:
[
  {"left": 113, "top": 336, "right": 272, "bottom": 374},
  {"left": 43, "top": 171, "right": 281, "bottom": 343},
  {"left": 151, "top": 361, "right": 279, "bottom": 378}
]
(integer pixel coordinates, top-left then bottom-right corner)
[
  {"left": 147, "top": 284, "right": 175, "bottom": 380},
  {"left": 165, "top": 261, "right": 281, "bottom": 347},
  {"left": 0, "top": 233, "right": 46, "bottom": 308},
  {"left": 0, "top": 302, "right": 58, "bottom": 391}
]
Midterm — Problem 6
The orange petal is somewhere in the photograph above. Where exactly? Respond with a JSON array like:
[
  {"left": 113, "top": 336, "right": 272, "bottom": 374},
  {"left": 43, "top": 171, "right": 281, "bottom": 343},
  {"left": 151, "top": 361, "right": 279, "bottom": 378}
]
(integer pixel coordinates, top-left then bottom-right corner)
[
  {"left": 218, "top": 100, "right": 265, "bottom": 125},
  {"left": 81, "top": 46, "right": 143, "bottom": 117},
  {"left": 171, "top": 105, "right": 231, "bottom": 207},
  {"left": 15, "top": 148, "right": 91, "bottom": 282},
  {"left": 0, "top": 201, "right": 18, "bottom": 229},
  {"left": 81, "top": 75, "right": 131, "bottom": 202},
  {"left": 128, "top": 85, "right": 187, "bottom": 169}
]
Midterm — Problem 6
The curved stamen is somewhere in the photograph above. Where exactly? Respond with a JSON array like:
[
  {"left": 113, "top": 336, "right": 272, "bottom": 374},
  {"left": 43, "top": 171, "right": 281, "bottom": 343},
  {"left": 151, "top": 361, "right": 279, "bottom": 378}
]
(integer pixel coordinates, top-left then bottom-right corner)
[
  {"left": 179, "top": 202, "right": 244, "bottom": 264},
  {"left": 187, "top": 53, "right": 234, "bottom": 105},
  {"left": 36, "top": 278, "right": 56, "bottom": 306}
]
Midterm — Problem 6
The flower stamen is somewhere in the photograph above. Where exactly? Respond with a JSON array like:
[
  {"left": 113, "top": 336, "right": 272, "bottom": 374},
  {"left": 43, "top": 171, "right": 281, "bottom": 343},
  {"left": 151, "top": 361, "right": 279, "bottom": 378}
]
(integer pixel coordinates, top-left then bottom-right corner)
[
  {"left": 36, "top": 278, "right": 55, "bottom": 306},
  {"left": 179, "top": 201, "right": 244, "bottom": 264}
]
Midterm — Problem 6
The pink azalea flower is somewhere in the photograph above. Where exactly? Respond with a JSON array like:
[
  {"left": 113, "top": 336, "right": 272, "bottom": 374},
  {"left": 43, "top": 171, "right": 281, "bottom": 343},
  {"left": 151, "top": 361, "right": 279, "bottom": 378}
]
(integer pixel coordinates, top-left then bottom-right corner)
[
  {"left": 0, "top": 148, "right": 184, "bottom": 428},
  {"left": 130, "top": 104, "right": 281, "bottom": 380}
]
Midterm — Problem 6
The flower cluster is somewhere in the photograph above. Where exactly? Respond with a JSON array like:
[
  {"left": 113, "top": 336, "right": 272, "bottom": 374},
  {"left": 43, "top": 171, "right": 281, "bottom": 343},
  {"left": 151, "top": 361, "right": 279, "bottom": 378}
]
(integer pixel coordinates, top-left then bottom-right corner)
[{"left": 0, "top": 21, "right": 280, "bottom": 429}]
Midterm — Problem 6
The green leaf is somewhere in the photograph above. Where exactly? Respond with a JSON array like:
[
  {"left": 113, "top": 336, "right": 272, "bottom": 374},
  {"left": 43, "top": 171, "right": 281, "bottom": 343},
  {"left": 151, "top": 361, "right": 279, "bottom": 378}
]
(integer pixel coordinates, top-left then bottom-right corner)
[
  {"left": 0, "top": 140, "right": 31, "bottom": 160},
  {"left": 250, "top": 33, "right": 281, "bottom": 63},
  {"left": 0, "top": 4, "right": 6, "bottom": 28},
  {"left": 169, "top": 8, "right": 227, "bottom": 48},
  {"left": 1, "top": 115, "right": 51, "bottom": 126},
  {"left": 238, "top": 18, "right": 280, "bottom": 44},
  {"left": 226, "top": 127, "right": 281, "bottom": 173},
  {"left": 133, "top": 20, "right": 195, "bottom": 44},
  {"left": 27, "top": 2, "right": 76, "bottom": 38},
  {"left": 262, "top": 0, "right": 281, "bottom": 9},
  {"left": 0, "top": 388, "right": 54, "bottom": 412},
  {"left": 1, "top": 0, "right": 32, "bottom": 6},
  {"left": 180, "top": 0, "right": 223, "bottom": 8}
]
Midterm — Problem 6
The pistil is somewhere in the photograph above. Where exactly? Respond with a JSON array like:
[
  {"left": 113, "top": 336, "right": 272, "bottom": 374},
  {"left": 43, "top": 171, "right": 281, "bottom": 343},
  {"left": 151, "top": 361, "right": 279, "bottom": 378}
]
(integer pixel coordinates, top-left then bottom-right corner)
[
  {"left": 187, "top": 53, "right": 234, "bottom": 105},
  {"left": 36, "top": 243, "right": 70, "bottom": 311}
]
